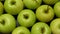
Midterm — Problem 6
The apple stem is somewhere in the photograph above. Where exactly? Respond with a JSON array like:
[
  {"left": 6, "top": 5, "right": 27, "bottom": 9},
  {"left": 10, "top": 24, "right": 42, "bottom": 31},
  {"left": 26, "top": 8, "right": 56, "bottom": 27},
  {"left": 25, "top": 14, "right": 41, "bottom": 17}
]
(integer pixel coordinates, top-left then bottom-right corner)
[{"left": 45, "top": 6, "right": 49, "bottom": 13}]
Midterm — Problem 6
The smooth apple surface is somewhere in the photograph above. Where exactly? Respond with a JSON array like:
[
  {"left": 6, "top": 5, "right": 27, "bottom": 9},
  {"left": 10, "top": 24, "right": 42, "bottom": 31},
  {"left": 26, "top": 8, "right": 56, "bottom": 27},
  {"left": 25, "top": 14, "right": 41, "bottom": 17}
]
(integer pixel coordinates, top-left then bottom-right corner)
[
  {"left": 23, "top": 0, "right": 42, "bottom": 9},
  {"left": 50, "top": 18, "right": 60, "bottom": 34},
  {"left": 36, "top": 5, "right": 54, "bottom": 22},
  {"left": 54, "top": 2, "right": 60, "bottom": 17},
  {"left": 12, "top": 26, "right": 30, "bottom": 34},
  {"left": 31, "top": 22, "right": 51, "bottom": 34},
  {"left": 43, "top": 0, "right": 59, "bottom": 5},
  {"left": 0, "top": 14, "right": 16, "bottom": 33},
  {"left": 17, "top": 9, "right": 36, "bottom": 27},
  {"left": 0, "top": 2, "right": 3, "bottom": 15},
  {"left": 4, "top": 0, "right": 24, "bottom": 15}
]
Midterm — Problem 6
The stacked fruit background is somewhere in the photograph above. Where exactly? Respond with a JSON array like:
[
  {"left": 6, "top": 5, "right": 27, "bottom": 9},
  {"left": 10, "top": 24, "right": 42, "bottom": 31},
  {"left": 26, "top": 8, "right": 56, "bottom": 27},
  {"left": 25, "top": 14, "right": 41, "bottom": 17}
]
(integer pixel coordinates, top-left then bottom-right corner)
[{"left": 0, "top": 0, "right": 60, "bottom": 34}]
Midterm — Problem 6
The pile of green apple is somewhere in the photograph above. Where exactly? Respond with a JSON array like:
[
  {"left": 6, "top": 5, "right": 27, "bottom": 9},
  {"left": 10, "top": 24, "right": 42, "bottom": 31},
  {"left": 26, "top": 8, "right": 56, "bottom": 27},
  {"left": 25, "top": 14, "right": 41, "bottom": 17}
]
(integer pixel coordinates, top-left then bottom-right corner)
[{"left": 0, "top": 0, "right": 60, "bottom": 34}]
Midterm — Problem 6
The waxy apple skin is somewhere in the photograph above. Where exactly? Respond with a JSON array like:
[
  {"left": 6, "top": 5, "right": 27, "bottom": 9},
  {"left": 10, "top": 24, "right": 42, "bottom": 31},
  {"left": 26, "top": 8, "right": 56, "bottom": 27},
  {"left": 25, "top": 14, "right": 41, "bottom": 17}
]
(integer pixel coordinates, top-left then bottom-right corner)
[
  {"left": 31, "top": 22, "right": 51, "bottom": 34},
  {"left": 0, "top": 2, "right": 3, "bottom": 15},
  {"left": 36, "top": 5, "right": 54, "bottom": 22},
  {"left": 17, "top": 9, "right": 36, "bottom": 27},
  {"left": 4, "top": 0, "right": 24, "bottom": 15},
  {"left": 0, "top": 14, "right": 16, "bottom": 33},
  {"left": 50, "top": 18, "right": 60, "bottom": 34},
  {"left": 43, "top": 0, "right": 59, "bottom": 5},
  {"left": 12, "top": 26, "right": 30, "bottom": 34},
  {"left": 54, "top": 2, "right": 60, "bottom": 17},
  {"left": 23, "top": 0, "right": 42, "bottom": 9}
]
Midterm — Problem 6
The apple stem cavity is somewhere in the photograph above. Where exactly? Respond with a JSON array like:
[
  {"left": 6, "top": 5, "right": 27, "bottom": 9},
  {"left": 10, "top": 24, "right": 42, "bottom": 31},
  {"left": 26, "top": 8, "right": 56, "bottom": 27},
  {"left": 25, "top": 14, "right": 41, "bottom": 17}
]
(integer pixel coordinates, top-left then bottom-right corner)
[
  {"left": 0, "top": 20, "right": 5, "bottom": 25},
  {"left": 41, "top": 28, "right": 45, "bottom": 34},
  {"left": 20, "top": 32, "right": 24, "bottom": 34},
  {"left": 22, "top": 0, "right": 23, "bottom": 1},
  {"left": 45, "top": 6, "right": 49, "bottom": 13},
  {"left": 11, "top": 1, "right": 16, "bottom": 5},
  {"left": 24, "top": 14, "right": 29, "bottom": 19}
]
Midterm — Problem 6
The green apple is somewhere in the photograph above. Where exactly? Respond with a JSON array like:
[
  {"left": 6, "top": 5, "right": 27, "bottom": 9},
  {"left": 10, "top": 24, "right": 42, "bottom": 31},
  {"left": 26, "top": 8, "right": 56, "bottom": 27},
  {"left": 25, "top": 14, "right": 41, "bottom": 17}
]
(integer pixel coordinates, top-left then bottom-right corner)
[
  {"left": 31, "top": 22, "right": 51, "bottom": 34},
  {"left": 12, "top": 26, "right": 30, "bottom": 34},
  {"left": 36, "top": 5, "right": 54, "bottom": 22},
  {"left": 50, "top": 18, "right": 60, "bottom": 34},
  {"left": 4, "top": 0, "right": 24, "bottom": 15},
  {"left": 0, "top": 14, "right": 16, "bottom": 33},
  {"left": 43, "top": 0, "right": 59, "bottom": 5},
  {"left": 17, "top": 9, "right": 36, "bottom": 27},
  {"left": 23, "top": 0, "right": 42, "bottom": 9},
  {"left": 0, "top": 2, "right": 3, "bottom": 15},
  {"left": 54, "top": 2, "right": 60, "bottom": 17}
]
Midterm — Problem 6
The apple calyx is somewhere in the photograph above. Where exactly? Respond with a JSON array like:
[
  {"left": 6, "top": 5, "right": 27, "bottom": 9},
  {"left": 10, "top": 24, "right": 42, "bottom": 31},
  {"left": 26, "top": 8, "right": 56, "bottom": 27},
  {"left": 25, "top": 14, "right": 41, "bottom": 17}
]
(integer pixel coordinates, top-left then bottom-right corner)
[
  {"left": 41, "top": 28, "right": 45, "bottom": 34},
  {"left": 11, "top": 0, "right": 16, "bottom": 5},
  {"left": 44, "top": 6, "right": 49, "bottom": 13},
  {"left": 24, "top": 14, "right": 29, "bottom": 19}
]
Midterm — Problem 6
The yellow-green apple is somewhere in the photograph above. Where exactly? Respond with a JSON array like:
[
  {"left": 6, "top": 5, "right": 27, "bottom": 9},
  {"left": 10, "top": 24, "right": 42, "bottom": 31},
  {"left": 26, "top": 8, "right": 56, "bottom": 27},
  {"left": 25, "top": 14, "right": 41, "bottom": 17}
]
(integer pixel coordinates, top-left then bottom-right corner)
[
  {"left": 50, "top": 18, "right": 60, "bottom": 34},
  {"left": 17, "top": 9, "right": 36, "bottom": 27},
  {"left": 54, "top": 2, "right": 60, "bottom": 17},
  {"left": 43, "top": 0, "right": 59, "bottom": 5},
  {"left": 36, "top": 5, "right": 54, "bottom": 22},
  {"left": 0, "top": 14, "right": 16, "bottom": 33},
  {"left": 4, "top": 0, "right": 24, "bottom": 15},
  {"left": 0, "top": 2, "right": 3, "bottom": 15},
  {"left": 12, "top": 26, "right": 30, "bottom": 34},
  {"left": 31, "top": 22, "right": 51, "bottom": 34},
  {"left": 23, "top": 0, "right": 42, "bottom": 9}
]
